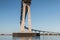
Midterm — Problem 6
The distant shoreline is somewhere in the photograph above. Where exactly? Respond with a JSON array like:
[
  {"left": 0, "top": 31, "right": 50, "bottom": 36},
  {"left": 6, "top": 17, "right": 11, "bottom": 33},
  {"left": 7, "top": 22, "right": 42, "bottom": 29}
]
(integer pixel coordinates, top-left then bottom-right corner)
[
  {"left": 0, "top": 34, "right": 12, "bottom": 36},
  {"left": 0, "top": 34, "right": 60, "bottom": 36}
]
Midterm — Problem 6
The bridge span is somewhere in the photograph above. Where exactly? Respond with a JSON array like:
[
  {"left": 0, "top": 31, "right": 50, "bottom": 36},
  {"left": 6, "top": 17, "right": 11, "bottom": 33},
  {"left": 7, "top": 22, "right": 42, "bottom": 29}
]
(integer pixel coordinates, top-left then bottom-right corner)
[{"left": 24, "top": 26, "right": 60, "bottom": 35}]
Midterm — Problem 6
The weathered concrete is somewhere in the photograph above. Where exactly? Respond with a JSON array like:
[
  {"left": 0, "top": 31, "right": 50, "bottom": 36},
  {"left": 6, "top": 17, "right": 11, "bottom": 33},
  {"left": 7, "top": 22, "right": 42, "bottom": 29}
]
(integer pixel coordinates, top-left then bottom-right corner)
[{"left": 13, "top": 33, "right": 40, "bottom": 37}]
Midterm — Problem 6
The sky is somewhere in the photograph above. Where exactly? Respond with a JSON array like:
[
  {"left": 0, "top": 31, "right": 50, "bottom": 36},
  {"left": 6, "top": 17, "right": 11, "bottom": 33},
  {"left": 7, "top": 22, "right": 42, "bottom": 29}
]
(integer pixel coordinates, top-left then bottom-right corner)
[{"left": 0, "top": 0, "right": 60, "bottom": 34}]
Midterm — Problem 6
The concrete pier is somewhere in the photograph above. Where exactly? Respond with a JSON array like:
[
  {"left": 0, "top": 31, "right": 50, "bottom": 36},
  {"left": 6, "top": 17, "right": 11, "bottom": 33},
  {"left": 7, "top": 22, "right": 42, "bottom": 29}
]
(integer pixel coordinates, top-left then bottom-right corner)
[
  {"left": 13, "top": 33, "right": 40, "bottom": 37},
  {"left": 12, "top": 0, "right": 40, "bottom": 37}
]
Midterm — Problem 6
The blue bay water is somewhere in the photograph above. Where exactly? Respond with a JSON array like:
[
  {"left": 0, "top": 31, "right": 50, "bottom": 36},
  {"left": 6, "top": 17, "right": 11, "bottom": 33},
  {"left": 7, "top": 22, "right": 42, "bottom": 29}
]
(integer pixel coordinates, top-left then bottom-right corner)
[{"left": 0, "top": 36, "right": 60, "bottom": 40}]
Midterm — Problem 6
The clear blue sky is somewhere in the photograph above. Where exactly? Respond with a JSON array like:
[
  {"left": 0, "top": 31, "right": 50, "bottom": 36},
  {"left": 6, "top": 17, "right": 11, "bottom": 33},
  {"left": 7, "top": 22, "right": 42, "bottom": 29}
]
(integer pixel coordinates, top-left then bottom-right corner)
[{"left": 0, "top": 0, "right": 60, "bottom": 34}]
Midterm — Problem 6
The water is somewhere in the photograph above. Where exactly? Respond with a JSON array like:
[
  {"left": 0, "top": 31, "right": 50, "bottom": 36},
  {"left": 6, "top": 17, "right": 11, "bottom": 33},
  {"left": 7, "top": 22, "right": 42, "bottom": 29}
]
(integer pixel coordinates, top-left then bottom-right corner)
[{"left": 0, "top": 35, "right": 60, "bottom": 40}]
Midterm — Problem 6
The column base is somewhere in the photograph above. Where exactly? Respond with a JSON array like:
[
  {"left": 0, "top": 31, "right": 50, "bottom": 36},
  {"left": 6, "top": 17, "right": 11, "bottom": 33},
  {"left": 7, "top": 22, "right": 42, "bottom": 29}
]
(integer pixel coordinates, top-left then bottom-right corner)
[{"left": 13, "top": 32, "right": 40, "bottom": 37}]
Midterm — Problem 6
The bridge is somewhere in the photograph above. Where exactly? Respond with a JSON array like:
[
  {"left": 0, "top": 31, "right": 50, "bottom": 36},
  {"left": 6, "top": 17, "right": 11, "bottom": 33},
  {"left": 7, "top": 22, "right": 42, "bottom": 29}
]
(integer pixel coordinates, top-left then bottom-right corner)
[
  {"left": 13, "top": 0, "right": 60, "bottom": 37},
  {"left": 24, "top": 26, "right": 60, "bottom": 35}
]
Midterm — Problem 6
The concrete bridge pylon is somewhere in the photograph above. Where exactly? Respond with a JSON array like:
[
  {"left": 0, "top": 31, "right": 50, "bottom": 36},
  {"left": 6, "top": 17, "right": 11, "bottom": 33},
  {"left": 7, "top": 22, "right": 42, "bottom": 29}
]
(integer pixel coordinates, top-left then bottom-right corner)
[
  {"left": 20, "top": 0, "right": 32, "bottom": 33},
  {"left": 13, "top": 0, "right": 40, "bottom": 37}
]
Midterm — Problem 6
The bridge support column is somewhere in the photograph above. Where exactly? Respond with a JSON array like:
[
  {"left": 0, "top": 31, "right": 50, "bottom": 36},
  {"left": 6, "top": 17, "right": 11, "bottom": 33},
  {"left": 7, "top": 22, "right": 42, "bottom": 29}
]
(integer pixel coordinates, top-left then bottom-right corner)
[
  {"left": 28, "top": 5, "right": 32, "bottom": 32},
  {"left": 20, "top": 3, "right": 26, "bottom": 32}
]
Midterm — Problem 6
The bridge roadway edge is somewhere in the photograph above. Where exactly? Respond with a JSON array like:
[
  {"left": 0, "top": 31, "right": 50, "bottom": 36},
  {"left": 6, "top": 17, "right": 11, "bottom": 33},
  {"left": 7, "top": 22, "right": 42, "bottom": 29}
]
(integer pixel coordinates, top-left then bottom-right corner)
[{"left": 13, "top": 33, "right": 40, "bottom": 37}]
